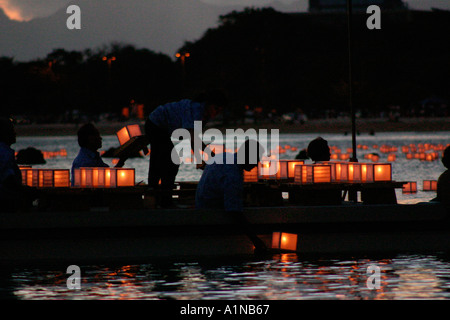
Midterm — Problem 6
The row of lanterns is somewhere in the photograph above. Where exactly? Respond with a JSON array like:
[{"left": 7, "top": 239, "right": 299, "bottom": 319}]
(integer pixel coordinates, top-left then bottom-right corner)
[
  {"left": 402, "top": 180, "right": 437, "bottom": 193},
  {"left": 244, "top": 160, "right": 392, "bottom": 184},
  {"left": 19, "top": 167, "right": 135, "bottom": 188}
]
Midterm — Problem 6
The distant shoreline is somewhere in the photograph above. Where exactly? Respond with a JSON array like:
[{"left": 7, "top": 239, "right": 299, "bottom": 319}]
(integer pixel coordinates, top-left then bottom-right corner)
[{"left": 14, "top": 117, "right": 450, "bottom": 137}]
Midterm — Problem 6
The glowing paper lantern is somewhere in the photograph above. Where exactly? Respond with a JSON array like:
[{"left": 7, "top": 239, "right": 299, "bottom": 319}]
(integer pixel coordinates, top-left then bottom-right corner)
[
  {"left": 347, "top": 162, "right": 362, "bottom": 183},
  {"left": 52, "top": 170, "right": 70, "bottom": 187},
  {"left": 73, "top": 168, "right": 134, "bottom": 188},
  {"left": 116, "top": 168, "right": 135, "bottom": 187},
  {"left": 281, "top": 160, "right": 304, "bottom": 179},
  {"left": 271, "top": 232, "right": 298, "bottom": 251},
  {"left": 387, "top": 154, "right": 396, "bottom": 162},
  {"left": 116, "top": 124, "right": 143, "bottom": 146},
  {"left": 25, "top": 169, "right": 39, "bottom": 187},
  {"left": 294, "top": 164, "right": 332, "bottom": 184},
  {"left": 373, "top": 163, "right": 392, "bottom": 182},
  {"left": 361, "top": 163, "right": 374, "bottom": 183},
  {"left": 258, "top": 160, "right": 287, "bottom": 180},
  {"left": 423, "top": 180, "right": 437, "bottom": 191},
  {"left": 402, "top": 182, "right": 417, "bottom": 194},
  {"left": 243, "top": 166, "right": 258, "bottom": 182},
  {"left": 19, "top": 168, "right": 70, "bottom": 187}
]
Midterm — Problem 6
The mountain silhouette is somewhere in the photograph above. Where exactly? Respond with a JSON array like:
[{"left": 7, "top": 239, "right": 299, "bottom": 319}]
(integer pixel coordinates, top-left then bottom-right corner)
[{"left": 0, "top": 0, "right": 303, "bottom": 61}]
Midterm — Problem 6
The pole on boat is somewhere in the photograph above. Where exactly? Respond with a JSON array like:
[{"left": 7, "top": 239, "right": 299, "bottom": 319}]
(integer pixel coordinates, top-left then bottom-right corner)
[{"left": 347, "top": 0, "right": 357, "bottom": 163}]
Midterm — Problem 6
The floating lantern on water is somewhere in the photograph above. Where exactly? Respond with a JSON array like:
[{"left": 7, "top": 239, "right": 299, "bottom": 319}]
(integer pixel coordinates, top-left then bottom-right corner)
[
  {"left": 271, "top": 232, "right": 298, "bottom": 251},
  {"left": 423, "top": 180, "right": 437, "bottom": 191},
  {"left": 387, "top": 154, "right": 396, "bottom": 162},
  {"left": 73, "top": 168, "right": 135, "bottom": 188},
  {"left": 116, "top": 124, "right": 143, "bottom": 146},
  {"left": 402, "top": 182, "right": 417, "bottom": 194},
  {"left": 294, "top": 164, "right": 332, "bottom": 184}
]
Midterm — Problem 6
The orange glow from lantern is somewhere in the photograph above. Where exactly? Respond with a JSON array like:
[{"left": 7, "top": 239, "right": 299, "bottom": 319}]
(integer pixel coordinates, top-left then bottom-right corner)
[
  {"left": 373, "top": 163, "right": 392, "bottom": 182},
  {"left": 402, "top": 182, "right": 417, "bottom": 194},
  {"left": 423, "top": 180, "right": 437, "bottom": 191},
  {"left": 348, "top": 163, "right": 362, "bottom": 183},
  {"left": 243, "top": 166, "right": 259, "bottom": 182},
  {"left": 387, "top": 154, "right": 396, "bottom": 162},
  {"left": 294, "top": 164, "right": 331, "bottom": 184},
  {"left": 53, "top": 170, "right": 70, "bottom": 187},
  {"left": 361, "top": 163, "right": 374, "bottom": 183},
  {"left": 116, "top": 168, "right": 135, "bottom": 187},
  {"left": 271, "top": 232, "right": 298, "bottom": 251},
  {"left": 116, "top": 124, "right": 143, "bottom": 146}
]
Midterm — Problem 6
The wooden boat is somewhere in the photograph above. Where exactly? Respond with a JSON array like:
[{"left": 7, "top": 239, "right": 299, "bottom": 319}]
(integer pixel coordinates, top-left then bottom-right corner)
[{"left": 1, "top": 182, "right": 448, "bottom": 265}]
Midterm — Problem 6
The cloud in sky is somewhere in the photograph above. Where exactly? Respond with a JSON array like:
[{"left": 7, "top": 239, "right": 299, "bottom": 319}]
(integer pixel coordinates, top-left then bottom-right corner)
[
  {"left": 0, "top": 0, "right": 69, "bottom": 21},
  {"left": 0, "top": 0, "right": 301, "bottom": 21}
]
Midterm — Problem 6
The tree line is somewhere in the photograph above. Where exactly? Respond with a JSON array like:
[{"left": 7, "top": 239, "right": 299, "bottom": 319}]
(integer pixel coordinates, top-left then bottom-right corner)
[{"left": 1, "top": 7, "right": 449, "bottom": 123}]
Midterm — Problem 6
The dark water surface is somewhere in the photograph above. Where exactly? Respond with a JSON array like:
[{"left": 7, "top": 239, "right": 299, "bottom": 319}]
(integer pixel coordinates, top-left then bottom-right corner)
[{"left": 2, "top": 252, "right": 450, "bottom": 300}]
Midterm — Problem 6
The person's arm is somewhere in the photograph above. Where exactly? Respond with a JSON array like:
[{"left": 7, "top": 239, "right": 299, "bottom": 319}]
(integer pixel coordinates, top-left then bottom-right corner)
[{"left": 187, "top": 128, "right": 215, "bottom": 169}]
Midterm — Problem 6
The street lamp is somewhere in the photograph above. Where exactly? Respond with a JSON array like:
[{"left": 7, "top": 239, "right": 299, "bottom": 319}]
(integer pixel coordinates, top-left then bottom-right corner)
[
  {"left": 175, "top": 52, "right": 190, "bottom": 93},
  {"left": 102, "top": 56, "right": 116, "bottom": 69}
]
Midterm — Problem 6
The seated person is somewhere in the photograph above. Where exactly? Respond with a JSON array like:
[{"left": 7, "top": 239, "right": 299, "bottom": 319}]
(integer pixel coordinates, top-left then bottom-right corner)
[
  {"left": 307, "top": 137, "right": 331, "bottom": 162},
  {"left": 435, "top": 146, "right": 450, "bottom": 204},
  {"left": 71, "top": 123, "right": 125, "bottom": 185},
  {"left": 195, "top": 139, "right": 266, "bottom": 251},
  {"left": 0, "top": 117, "right": 35, "bottom": 212},
  {"left": 195, "top": 139, "right": 263, "bottom": 211}
]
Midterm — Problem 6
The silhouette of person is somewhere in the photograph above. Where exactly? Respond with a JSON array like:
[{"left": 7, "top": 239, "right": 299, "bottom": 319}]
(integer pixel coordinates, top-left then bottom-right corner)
[
  {"left": 295, "top": 148, "right": 309, "bottom": 160},
  {"left": 145, "top": 89, "right": 227, "bottom": 207},
  {"left": 195, "top": 139, "right": 266, "bottom": 252},
  {"left": 71, "top": 123, "right": 125, "bottom": 185},
  {"left": 0, "top": 117, "right": 35, "bottom": 212},
  {"left": 306, "top": 137, "right": 331, "bottom": 162},
  {"left": 435, "top": 146, "right": 450, "bottom": 204}
]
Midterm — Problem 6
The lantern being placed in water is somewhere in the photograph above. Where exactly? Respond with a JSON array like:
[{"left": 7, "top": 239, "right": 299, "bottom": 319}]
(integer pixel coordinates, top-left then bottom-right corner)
[
  {"left": 271, "top": 232, "right": 298, "bottom": 251},
  {"left": 116, "top": 124, "right": 143, "bottom": 146}
]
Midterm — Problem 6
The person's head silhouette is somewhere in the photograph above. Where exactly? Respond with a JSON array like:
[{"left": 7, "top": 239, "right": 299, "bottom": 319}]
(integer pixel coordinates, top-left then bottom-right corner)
[
  {"left": 442, "top": 146, "right": 450, "bottom": 169},
  {"left": 307, "top": 137, "right": 331, "bottom": 162}
]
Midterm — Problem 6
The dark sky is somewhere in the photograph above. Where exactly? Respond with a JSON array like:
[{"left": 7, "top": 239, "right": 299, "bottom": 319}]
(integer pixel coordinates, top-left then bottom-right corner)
[{"left": 1, "top": 0, "right": 449, "bottom": 61}]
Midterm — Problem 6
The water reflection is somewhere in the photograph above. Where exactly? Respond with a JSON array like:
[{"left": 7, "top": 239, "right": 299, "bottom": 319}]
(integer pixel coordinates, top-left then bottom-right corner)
[{"left": 5, "top": 253, "right": 450, "bottom": 300}]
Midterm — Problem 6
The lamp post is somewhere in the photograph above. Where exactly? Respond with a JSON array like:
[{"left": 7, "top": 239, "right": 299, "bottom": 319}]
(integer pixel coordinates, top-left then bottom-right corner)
[
  {"left": 346, "top": 0, "right": 357, "bottom": 163},
  {"left": 175, "top": 52, "right": 190, "bottom": 93},
  {"left": 102, "top": 56, "right": 116, "bottom": 111},
  {"left": 102, "top": 56, "right": 116, "bottom": 79}
]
